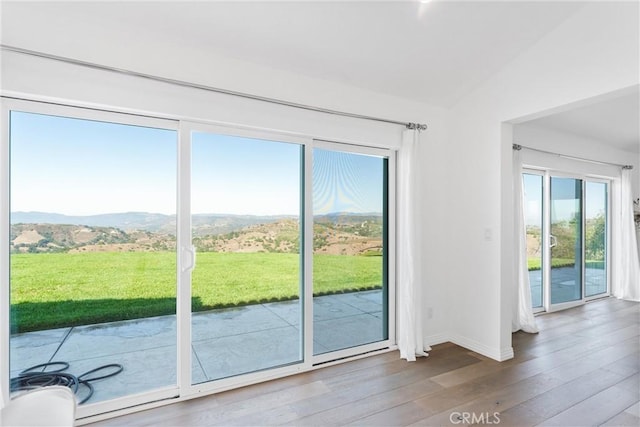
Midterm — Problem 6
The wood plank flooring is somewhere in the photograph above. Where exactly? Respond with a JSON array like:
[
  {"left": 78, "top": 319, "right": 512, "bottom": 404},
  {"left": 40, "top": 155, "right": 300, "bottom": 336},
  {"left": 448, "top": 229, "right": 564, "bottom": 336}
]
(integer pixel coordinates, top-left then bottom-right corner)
[{"left": 89, "top": 297, "right": 639, "bottom": 426}]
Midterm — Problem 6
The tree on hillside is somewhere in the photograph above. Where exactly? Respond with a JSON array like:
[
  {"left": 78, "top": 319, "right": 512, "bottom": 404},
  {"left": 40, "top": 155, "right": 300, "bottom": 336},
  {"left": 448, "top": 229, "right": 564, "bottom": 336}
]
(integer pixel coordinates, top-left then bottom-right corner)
[{"left": 585, "top": 214, "right": 605, "bottom": 260}]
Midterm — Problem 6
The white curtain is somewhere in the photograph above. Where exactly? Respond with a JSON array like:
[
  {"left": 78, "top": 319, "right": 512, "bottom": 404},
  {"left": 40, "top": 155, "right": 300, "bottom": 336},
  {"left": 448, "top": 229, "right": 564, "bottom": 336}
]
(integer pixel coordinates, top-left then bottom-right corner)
[
  {"left": 397, "top": 129, "right": 428, "bottom": 361},
  {"left": 512, "top": 149, "right": 539, "bottom": 333},
  {"left": 612, "top": 168, "right": 640, "bottom": 301}
]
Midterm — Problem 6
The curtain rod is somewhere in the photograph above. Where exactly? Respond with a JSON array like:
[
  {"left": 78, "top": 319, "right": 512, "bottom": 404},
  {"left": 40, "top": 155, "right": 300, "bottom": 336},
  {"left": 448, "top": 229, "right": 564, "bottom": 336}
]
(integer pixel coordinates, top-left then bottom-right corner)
[
  {"left": 1, "top": 44, "right": 428, "bottom": 131},
  {"left": 513, "top": 143, "right": 633, "bottom": 170}
]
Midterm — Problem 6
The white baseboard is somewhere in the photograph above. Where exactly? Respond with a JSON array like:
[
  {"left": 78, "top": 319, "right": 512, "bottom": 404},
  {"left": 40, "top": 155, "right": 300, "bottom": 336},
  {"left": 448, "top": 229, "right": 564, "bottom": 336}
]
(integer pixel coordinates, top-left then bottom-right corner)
[
  {"left": 423, "top": 332, "right": 449, "bottom": 349},
  {"left": 423, "top": 332, "right": 515, "bottom": 362}
]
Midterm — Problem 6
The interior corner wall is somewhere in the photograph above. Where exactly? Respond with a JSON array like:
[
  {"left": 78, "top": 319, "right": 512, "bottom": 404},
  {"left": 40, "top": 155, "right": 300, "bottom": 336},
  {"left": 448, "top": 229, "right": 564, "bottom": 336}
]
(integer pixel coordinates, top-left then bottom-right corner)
[
  {"left": 420, "top": 117, "right": 451, "bottom": 347},
  {"left": 444, "top": 1, "right": 639, "bottom": 361}
]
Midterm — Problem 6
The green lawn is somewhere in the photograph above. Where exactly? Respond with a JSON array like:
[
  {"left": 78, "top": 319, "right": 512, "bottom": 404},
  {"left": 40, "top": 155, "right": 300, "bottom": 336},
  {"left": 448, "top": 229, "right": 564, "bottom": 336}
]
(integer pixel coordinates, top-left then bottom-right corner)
[
  {"left": 10, "top": 252, "right": 382, "bottom": 332},
  {"left": 527, "top": 258, "right": 574, "bottom": 271}
]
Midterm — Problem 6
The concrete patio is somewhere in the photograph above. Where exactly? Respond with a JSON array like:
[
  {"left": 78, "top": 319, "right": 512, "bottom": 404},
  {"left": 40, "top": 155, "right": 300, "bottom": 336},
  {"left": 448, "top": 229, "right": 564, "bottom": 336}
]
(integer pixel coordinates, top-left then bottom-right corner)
[
  {"left": 9, "top": 290, "right": 384, "bottom": 404},
  {"left": 529, "top": 266, "right": 608, "bottom": 307}
]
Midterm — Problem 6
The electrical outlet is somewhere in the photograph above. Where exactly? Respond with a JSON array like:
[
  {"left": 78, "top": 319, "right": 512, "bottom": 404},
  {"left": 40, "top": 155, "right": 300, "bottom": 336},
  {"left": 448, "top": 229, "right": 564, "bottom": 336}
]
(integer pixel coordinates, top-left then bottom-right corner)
[{"left": 484, "top": 228, "right": 492, "bottom": 241}]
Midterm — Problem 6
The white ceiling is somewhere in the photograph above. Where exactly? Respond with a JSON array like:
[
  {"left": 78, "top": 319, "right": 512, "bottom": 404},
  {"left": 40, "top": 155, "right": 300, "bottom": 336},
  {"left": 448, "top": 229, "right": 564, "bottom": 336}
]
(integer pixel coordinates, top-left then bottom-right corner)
[
  {"left": 2, "top": 1, "right": 637, "bottom": 151},
  {"left": 1, "top": 1, "right": 584, "bottom": 107},
  {"left": 525, "top": 91, "right": 640, "bottom": 153},
  {"left": 115, "top": 1, "right": 587, "bottom": 107}
]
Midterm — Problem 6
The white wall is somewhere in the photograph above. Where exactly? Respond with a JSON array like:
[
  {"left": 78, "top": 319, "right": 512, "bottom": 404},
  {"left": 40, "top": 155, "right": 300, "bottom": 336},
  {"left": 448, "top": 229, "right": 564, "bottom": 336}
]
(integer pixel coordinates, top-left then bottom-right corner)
[
  {"left": 0, "top": 1, "right": 448, "bottom": 148},
  {"left": 2, "top": 1, "right": 637, "bottom": 366},
  {"left": 0, "top": 2, "right": 451, "bottom": 356},
  {"left": 514, "top": 123, "right": 639, "bottom": 188},
  {"left": 445, "top": 1, "right": 639, "bottom": 360}
]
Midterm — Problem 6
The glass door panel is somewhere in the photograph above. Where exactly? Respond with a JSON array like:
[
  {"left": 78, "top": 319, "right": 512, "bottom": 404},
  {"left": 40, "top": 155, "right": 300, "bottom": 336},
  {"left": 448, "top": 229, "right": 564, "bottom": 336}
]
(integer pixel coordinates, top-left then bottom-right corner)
[
  {"left": 312, "top": 148, "right": 388, "bottom": 355},
  {"left": 550, "top": 177, "right": 583, "bottom": 305},
  {"left": 9, "top": 111, "right": 177, "bottom": 404},
  {"left": 585, "top": 182, "right": 608, "bottom": 297},
  {"left": 190, "top": 132, "right": 302, "bottom": 383},
  {"left": 523, "top": 174, "right": 543, "bottom": 309}
]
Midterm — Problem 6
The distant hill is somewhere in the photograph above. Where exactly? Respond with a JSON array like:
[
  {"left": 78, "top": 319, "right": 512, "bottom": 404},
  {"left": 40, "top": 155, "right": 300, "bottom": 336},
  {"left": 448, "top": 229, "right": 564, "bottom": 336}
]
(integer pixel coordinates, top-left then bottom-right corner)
[
  {"left": 11, "top": 211, "right": 297, "bottom": 236},
  {"left": 191, "top": 214, "right": 297, "bottom": 236},
  {"left": 11, "top": 211, "right": 173, "bottom": 232},
  {"left": 11, "top": 211, "right": 381, "bottom": 235},
  {"left": 10, "top": 212, "right": 383, "bottom": 255},
  {"left": 10, "top": 223, "right": 175, "bottom": 253}
]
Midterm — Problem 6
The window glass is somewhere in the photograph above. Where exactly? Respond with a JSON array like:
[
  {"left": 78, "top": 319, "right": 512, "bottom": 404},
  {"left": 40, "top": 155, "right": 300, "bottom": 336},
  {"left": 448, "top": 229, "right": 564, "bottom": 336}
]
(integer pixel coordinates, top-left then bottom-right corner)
[{"left": 9, "top": 111, "right": 177, "bottom": 403}]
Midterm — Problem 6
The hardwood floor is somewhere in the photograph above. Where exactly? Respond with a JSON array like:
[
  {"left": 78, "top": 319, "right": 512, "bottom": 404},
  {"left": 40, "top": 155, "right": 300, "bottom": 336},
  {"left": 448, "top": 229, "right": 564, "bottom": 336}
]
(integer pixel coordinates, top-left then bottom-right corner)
[{"left": 89, "top": 297, "right": 639, "bottom": 426}]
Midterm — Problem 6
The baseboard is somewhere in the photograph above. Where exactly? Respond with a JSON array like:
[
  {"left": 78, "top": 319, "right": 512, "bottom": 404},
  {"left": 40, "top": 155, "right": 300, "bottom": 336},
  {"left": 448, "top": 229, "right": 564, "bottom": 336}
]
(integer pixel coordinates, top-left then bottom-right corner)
[
  {"left": 423, "top": 332, "right": 449, "bottom": 349},
  {"left": 448, "top": 334, "right": 514, "bottom": 362}
]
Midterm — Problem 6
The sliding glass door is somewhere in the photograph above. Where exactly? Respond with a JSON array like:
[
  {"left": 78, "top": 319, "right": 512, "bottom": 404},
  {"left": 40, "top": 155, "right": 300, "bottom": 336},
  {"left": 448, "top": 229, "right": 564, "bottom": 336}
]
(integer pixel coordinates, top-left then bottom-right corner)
[
  {"left": 585, "top": 182, "right": 608, "bottom": 297},
  {"left": 7, "top": 107, "right": 178, "bottom": 407},
  {"left": 523, "top": 173, "right": 544, "bottom": 309},
  {"left": 190, "top": 131, "right": 303, "bottom": 383},
  {"left": 2, "top": 101, "right": 394, "bottom": 417},
  {"left": 522, "top": 169, "right": 610, "bottom": 313},
  {"left": 312, "top": 146, "right": 389, "bottom": 358},
  {"left": 550, "top": 177, "right": 583, "bottom": 305}
]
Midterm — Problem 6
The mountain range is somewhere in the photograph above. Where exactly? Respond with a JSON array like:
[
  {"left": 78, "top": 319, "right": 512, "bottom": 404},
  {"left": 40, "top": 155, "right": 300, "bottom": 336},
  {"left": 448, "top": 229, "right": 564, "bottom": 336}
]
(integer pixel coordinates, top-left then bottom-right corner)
[
  {"left": 11, "top": 211, "right": 382, "bottom": 236},
  {"left": 11, "top": 211, "right": 293, "bottom": 236},
  {"left": 10, "top": 211, "right": 383, "bottom": 255}
]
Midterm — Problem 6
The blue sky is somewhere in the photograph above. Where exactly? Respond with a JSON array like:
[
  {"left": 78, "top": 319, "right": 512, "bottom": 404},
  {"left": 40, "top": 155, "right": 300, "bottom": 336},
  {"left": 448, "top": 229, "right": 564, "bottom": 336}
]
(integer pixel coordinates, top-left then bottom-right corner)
[
  {"left": 192, "top": 132, "right": 301, "bottom": 215},
  {"left": 313, "top": 148, "right": 383, "bottom": 215},
  {"left": 523, "top": 174, "right": 607, "bottom": 225},
  {"left": 10, "top": 111, "right": 177, "bottom": 215},
  {"left": 11, "top": 111, "right": 383, "bottom": 216}
]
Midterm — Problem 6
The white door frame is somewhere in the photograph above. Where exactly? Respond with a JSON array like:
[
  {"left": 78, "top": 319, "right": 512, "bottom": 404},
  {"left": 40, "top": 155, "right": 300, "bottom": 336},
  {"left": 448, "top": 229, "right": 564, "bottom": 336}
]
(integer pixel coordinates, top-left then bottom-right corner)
[{"left": 523, "top": 167, "right": 611, "bottom": 315}]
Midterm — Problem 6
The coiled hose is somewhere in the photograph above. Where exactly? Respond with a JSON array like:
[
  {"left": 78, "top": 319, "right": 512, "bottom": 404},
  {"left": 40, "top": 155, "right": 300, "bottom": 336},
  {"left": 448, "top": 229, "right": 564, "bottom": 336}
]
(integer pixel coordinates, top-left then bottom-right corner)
[{"left": 10, "top": 361, "right": 123, "bottom": 404}]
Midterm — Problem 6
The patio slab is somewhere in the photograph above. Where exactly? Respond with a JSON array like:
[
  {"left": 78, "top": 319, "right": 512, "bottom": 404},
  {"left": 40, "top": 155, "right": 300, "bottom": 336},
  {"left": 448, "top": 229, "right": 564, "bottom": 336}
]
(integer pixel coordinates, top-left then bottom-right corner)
[
  {"left": 263, "top": 300, "right": 302, "bottom": 326},
  {"left": 313, "top": 295, "right": 368, "bottom": 322},
  {"left": 528, "top": 267, "right": 609, "bottom": 307},
  {"left": 9, "top": 326, "right": 71, "bottom": 376},
  {"left": 10, "top": 290, "right": 384, "bottom": 405},
  {"left": 193, "top": 325, "right": 301, "bottom": 382},
  {"left": 54, "top": 315, "right": 176, "bottom": 360},
  {"left": 60, "top": 345, "right": 179, "bottom": 403},
  {"left": 333, "top": 290, "right": 383, "bottom": 313},
  {"left": 314, "top": 313, "right": 385, "bottom": 354},
  {"left": 192, "top": 304, "right": 291, "bottom": 342}
]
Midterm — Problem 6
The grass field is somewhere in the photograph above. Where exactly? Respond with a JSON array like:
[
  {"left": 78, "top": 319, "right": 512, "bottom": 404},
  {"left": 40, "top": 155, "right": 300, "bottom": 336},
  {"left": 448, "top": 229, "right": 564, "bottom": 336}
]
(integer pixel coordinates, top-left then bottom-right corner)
[
  {"left": 528, "top": 258, "right": 574, "bottom": 271},
  {"left": 10, "top": 252, "right": 382, "bottom": 332},
  {"left": 12, "top": 252, "right": 606, "bottom": 332},
  {"left": 527, "top": 258, "right": 605, "bottom": 271}
]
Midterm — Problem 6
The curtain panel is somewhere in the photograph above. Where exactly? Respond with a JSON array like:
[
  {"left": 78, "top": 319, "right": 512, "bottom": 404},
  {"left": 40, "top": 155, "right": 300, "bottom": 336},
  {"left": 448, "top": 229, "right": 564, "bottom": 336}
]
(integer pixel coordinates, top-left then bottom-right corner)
[
  {"left": 612, "top": 168, "right": 640, "bottom": 301},
  {"left": 397, "top": 129, "right": 429, "bottom": 361},
  {"left": 513, "top": 149, "right": 539, "bottom": 333}
]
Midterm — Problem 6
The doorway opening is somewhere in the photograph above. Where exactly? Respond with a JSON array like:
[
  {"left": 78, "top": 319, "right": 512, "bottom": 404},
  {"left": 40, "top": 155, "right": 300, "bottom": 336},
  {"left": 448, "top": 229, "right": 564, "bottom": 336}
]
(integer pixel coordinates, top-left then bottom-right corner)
[{"left": 523, "top": 169, "right": 610, "bottom": 313}]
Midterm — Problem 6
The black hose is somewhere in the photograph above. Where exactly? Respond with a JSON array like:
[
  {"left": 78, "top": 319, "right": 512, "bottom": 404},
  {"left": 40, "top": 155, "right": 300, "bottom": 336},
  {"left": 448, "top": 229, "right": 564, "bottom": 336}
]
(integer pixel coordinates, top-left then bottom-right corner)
[
  {"left": 77, "top": 364, "right": 123, "bottom": 382},
  {"left": 10, "top": 361, "right": 123, "bottom": 404}
]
